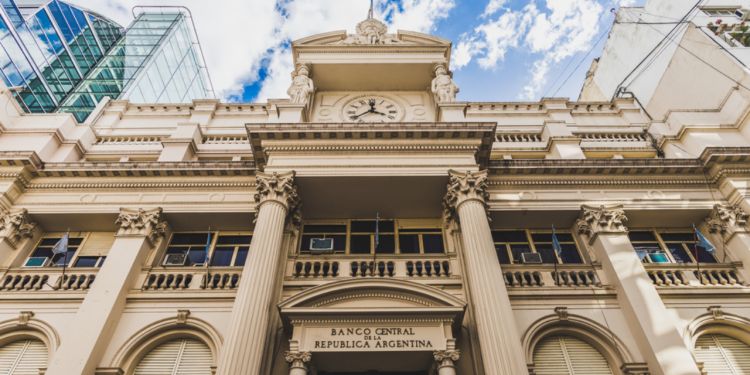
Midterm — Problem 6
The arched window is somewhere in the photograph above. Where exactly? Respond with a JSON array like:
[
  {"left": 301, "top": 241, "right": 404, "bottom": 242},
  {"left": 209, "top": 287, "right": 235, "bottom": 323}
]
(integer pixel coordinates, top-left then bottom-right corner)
[
  {"left": 134, "top": 338, "right": 212, "bottom": 375},
  {"left": 695, "top": 334, "right": 750, "bottom": 374},
  {"left": 533, "top": 335, "right": 614, "bottom": 375},
  {"left": 0, "top": 339, "right": 47, "bottom": 374}
]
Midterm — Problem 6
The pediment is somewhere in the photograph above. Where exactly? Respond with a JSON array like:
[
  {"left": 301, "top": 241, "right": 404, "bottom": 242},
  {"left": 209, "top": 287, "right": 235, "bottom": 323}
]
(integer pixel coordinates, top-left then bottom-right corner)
[
  {"left": 293, "top": 30, "right": 450, "bottom": 48},
  {"left": 279, "top": 279, "right": 465, "bottom": 310}
]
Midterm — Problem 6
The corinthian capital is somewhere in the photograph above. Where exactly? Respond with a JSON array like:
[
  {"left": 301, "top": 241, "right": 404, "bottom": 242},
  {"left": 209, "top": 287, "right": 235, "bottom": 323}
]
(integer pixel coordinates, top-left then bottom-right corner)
[
  {"left": 443, "top": 170, "right": 489, "bottom": 223},
  {"left": 705, "top": 204, "right": 749, "bottom": 238},
  {"left": 576, "top": 205, "right": 628, "bottom": 240},
  {"left": 254, "top": 171, "right": 300, "bottom": 211},
  {"left": 115, "top": 207, "right": 167, "bottom": 243},
  {"left": 0, "top": 209, "right": 36, "bottom": 246}
]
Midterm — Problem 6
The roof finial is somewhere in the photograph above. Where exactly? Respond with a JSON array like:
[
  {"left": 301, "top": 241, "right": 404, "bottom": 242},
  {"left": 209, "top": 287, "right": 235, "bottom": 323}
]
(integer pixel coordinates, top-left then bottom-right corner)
[{"left": 368, "top": 0, "right": 374, "bottom": 19}]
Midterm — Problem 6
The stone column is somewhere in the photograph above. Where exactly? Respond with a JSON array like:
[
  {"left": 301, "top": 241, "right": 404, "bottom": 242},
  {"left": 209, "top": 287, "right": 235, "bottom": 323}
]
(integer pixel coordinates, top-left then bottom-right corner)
[
  {"left": 434, "top": 350, "right": 460, "bottom": 375},
  {"left": 284, "top": 351, "right": 311, "bottom": 375},
  {"left": 705, "top": 204, "right": 750, "bottom": 281},
  {"left": 0, "top": 209, "right": 37, "bottom": 267},
  {"left": 577, "top": 205, "right": 700, "bottom": 375},
  {"left": 47, "top": 208, "right": 167, "bottom": 375},
  {"left": 217, "top": 171, "right": 299, "bottom": 375},
  {"left": 443, "top": 170, "right": 528, "bottom": 375}
]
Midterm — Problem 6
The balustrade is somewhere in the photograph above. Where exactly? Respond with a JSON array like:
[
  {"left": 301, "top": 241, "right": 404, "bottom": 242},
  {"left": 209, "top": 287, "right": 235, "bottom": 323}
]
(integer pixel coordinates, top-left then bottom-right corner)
[
  {"left": 0, "top": 270, "right": 97, "bottom": 291},
  {"left": 501, "top": 265, "right": 605, "bottom": 288},
  {"left": 289, "top": 257, "right": 454, "bottom": 279},
  {"left": 645, "top": 264, "right": 744, "bottom": 287},
  {"left": 141, "top": 268, "right": 242, "bottom": 290}
]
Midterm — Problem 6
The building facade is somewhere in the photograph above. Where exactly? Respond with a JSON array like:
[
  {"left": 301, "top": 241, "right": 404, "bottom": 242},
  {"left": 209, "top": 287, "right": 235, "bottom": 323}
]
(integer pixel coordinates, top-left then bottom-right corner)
[
  {"left": 0, "top": 1, "right": 213, "bottom": 122},
  {"left": 0, "top": 7, "right": 747, "bottom": 375}
]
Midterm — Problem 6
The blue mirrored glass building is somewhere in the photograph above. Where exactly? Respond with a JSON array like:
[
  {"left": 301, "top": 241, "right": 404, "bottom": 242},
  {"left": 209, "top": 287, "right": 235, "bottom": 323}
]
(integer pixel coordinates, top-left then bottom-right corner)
[{"left": 0, "top": 1, "right": 214, "bottom": 122}]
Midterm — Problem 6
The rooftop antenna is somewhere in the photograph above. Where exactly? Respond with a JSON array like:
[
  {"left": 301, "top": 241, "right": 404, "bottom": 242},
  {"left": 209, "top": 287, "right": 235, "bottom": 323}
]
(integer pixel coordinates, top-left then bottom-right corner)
[{"left": 368, "top": 0, "right": 374, "bottom": 19}]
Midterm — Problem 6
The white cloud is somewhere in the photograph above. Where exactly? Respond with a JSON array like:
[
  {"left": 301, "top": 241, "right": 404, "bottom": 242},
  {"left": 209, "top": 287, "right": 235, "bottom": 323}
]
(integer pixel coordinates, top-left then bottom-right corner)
[
  {"left": 455, "top": 0, "right": 606, "bottom": 100},
  {"left": 481, "top": 0, "right": 507, "bottom": 18}
]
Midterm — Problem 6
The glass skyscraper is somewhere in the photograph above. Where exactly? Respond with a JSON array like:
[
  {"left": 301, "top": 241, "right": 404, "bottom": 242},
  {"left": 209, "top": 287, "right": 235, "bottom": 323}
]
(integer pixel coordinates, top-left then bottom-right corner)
[{"left": 0, "top": 1, "right": 214, "bottom": 122}]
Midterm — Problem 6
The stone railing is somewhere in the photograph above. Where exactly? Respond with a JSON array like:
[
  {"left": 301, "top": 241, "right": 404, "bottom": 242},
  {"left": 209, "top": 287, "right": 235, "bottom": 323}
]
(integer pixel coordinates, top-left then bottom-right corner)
[
  {"left": 289, "top": 257, "right": 456, "bottom": 279},
  {"left": 502, "top": 265, "right": 605, "bottom": 288},
  {"left": 496, "top": 133, "right": 543, "bottom": 143},
  {"left": 576, "top": 132, "right": 649, "bottom": 143},
  {"left": 645, "top": 264, "right": 744, "bottom": 287},
  {"left": 0, "top": 269, "right": 98, "bottom": 291},
  {"left": 141, "top": 268, "right": 242, "bottom": 291},
  {"left": 95, "top": 136, "right": 163, "bottom": 146},
  {"left": 203, "top": 135, "right": 249, "bottom": 145}
]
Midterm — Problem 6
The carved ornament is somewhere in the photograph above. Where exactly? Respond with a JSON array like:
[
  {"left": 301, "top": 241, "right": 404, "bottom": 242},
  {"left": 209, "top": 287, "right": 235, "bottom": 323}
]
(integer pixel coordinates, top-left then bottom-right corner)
[
  {"left": 254, "top": 171, "right": 300, "bottom": 212},
  {"left": 443, "top": 170, "right": 489, "bottom": 224},
  {"left": 434, "top": 349, "right": 460, "bottom": 363},
  {"left": 705, "top": 204, "right": 749, "bottom": 238},
  {"left": 0, "top": 209, "right": 36, "bottom": 245},
  {"left": 337, "top": 18, "right": 403, "bottom": 45},
  {"left": 115, "top": 207, "right": 167, "bottom": 243},
  {"left": 284, "top": 351, "right": 311, "bottom": 367},
  {"left": 576, "top": 204, "right": 628, "bottom": 239}
]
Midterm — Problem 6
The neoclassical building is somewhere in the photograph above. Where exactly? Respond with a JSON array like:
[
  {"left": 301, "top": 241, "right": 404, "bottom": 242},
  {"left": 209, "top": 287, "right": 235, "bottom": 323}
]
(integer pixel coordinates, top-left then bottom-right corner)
[{"left": 0, "top": 9, "right": 749, "bottom": 375}]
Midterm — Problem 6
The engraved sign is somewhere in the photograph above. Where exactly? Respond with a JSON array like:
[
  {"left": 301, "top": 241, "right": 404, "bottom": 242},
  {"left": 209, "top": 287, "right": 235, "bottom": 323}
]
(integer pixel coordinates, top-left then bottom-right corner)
[{"left": 302, "top": 325, "right": 446, "bottom": 352}]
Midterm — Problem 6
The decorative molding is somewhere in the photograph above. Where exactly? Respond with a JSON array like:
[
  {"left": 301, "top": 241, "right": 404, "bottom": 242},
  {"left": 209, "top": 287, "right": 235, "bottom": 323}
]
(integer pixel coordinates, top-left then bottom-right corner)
[
  {"left": 705, "top": 204, "right": 749, "bottom": 238},
  {"left": 434, "top": 349, "right": 460, "bottom": 363},
  {"left": 576, "top": 204, "right": 628, "bottom": 240},
  {"left": 176, "top": 309, "right": 191, "bottom": 324},
  {"left": 707, "top": 305, "right": 724, "bottom": 320},
  {"left": 27, "top": 181, "right": 255, "bottom": 190},
  {"left": 254, "top": 171, "right": 300, "bottom": 212},
  {"left": 0, "top": 209, "right": 36, "bottom": 245},
  {"left": 620, "top": 363, "right": 650, "bottom": 375},
  {"left": 17, "top": 311, "right": 34, "bottom": 326},
  {"left": 115, "top": 208, "right": 167, "bottom": 243},
  {"left": 443, "top": 170, "right": 489, "bottom": 224},
  {"left": 554, "top": 306, "right": 569, "bottom": 320},
  {"left": 284, "top": 351, "right": 311, "bottom": 368}
]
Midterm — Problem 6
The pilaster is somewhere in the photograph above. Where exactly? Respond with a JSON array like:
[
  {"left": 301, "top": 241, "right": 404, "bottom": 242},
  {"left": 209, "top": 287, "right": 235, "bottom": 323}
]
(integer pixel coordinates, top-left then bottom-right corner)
[
  {"left": 705, "top": 204, "right": 750, "bottom": 281},
  {"left": 577, "top": 205, "right": 700, "bottom": 375},
  {"left": 216, "top": 171, "right": 299, "bottom": 375},
  {"left": 443, "top": 170, "right": 528, "bottom": 375},
  {"left": 47, "top": 208, "right": 168, "bottom": 375}
]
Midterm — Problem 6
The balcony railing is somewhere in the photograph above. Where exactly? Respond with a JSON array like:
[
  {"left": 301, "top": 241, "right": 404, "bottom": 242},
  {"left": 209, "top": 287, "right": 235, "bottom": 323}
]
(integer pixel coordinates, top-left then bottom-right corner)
[
  {"left": 645, "top": 264, "right": 745, "bottom": 287},
  {"left": 0, "top": 269, "right": 98, "bottom": 291},
  {"left": 501, "top": 265, "right": 604, "bottom": 288},
  {"left": 289, "top": 257, "right": 456, "bottom": 279},
  {"left": 141, "top": 268, "right": 241, "bottom": 290}
]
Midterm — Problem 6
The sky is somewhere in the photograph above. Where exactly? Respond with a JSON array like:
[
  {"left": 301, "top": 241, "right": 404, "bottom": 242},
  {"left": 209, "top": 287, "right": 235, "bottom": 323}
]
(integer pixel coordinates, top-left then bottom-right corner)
[{"left": 68, "top": 0, "right": 643, "bottom": 103}]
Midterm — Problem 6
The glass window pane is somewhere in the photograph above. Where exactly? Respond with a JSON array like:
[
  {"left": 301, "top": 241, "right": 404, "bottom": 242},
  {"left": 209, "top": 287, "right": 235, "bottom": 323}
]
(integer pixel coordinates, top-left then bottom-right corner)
[
  {"left": 492, "top": 230, "right": 527, "bottom": 242},
  {"left": 74, "top": 256, "right": 100, "bottom": 267},
  {"left": 422, "top": 234, "right": 445, "bottom": 254},
  {"left": 495, "top": 245, "right": 510, "bottom": 264},
  {"left": 536, "top": 246, "right": 557, "bottom": 264},
  {"left": 666, "top": 243, "right": 692, "bottom": 263},
  {"left": 210, "top": 247, "right": 233, "bottom": 266},
  {"left": 235, "top": 247, "right": 249, "bottom": 266},
  {"left": 350, "top": 234, "right": 370, "bottom": 254},
  {"left": 629, "top": 231, "right": 657, "bottom": 241},
  {"left": 510, "top": 244, "right": 531, "bottom": 263},
  {"left": 560, "top": 244, "right": 583, "bottom": 264},
  {"left": 376, "top": 235, "right": 395, "bottom": 254},
  {"left": 399, "top": 234, "right": 420, "bottom": 254}
]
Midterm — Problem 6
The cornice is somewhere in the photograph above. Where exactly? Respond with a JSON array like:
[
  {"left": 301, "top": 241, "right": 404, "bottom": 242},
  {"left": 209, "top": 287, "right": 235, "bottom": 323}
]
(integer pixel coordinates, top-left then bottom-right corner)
[
  {"left": 26, "top": 181, "right": 255, "bottom": 190},
  {"left": 265, "top": 144, "right": 477, "bottom": 153},
  {"left": 31, "top": 161, "right": 256, "bottom": 178}
]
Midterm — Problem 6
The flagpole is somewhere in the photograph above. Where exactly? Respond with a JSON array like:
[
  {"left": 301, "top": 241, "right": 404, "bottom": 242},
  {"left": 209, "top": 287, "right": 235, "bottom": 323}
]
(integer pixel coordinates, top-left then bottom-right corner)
[
  {"left": 203, "top": 227, "right": 212, "bottom": 289},
  {"left": 371, "top": 213, "right": 379, "bottom": 276},
  {"left": 552, "top": 226, "right": 559, "bottom": 286},
  {"left": 59, "top": 229, "right": 70, "bottom": 289},
  {"left": 693, "top": 224, "right": 703, "bottom": 285}
]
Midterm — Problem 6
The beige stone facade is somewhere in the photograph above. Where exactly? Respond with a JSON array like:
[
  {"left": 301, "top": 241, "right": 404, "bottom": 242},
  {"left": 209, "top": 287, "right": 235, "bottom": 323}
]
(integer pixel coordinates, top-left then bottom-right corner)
[{"left": 0, "top": 12, "right": 748, "bottom": 375}]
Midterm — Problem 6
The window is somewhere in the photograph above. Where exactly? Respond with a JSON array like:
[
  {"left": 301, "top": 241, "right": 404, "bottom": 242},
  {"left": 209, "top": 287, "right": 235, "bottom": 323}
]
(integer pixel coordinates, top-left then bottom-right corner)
[
  {"left": 694, "top": 334, "right": 750, "bottom": 375},
  {"left": 299, "top": 219, "right": 445, "bottom": 255},
  {"left": 134, "top": 338, "right": 212, "bottom": 375},
  {"left": 533, "top": 335, "right": 613, "bottom": 375},
  {"left": 162, "top": 232, "right": 252, "bottom": 267},
  {"left": 703, "top": 8, "right": 741, "bottom": 17},
  {"left": 492, "top": 230, "right": 584, "bottom": 265},
  {"left": 24, "top": 236, "right": 83, "bottom": 267},
  {"left": 0, "top": 339, "right": 47, "bottom": 374},
  {"left": 73, "top": 256, "right": 105, "bottom": 268},
  {"left": 629, "top": 231, "right": 717, "bottom": 264}
]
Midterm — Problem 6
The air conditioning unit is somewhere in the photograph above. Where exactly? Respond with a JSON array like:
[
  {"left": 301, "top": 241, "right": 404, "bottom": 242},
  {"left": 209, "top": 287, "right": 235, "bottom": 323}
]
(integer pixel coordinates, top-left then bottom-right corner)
[
  {"left": 521, "top": 252, "right": 543, "bottom": 264},
  {"left": 309, "top": 238, "right": 334, "bottom": 254},
  {"left": 24, "top": 257, "right": 48, "bottom": 267},
  {"left": 163, "top": 253, "right": 187, "bottom": 266},
  {"left": 736, "top": 8, "right": 749, "bottom": 20}
]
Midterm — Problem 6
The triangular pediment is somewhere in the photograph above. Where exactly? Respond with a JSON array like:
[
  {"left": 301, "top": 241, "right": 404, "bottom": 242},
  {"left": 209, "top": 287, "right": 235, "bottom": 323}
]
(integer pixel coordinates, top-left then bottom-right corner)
[{"left": 294, "top": 30, "right": 449, "bottom": 47}]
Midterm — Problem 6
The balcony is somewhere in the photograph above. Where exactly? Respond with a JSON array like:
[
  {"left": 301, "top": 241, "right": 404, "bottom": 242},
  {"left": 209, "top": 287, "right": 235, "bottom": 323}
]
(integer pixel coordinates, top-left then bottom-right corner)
[
  {"left": 501, "top": 264, "right": 605, "bottom": 288},
  {"left": 645, "top": 263, "right": 745, "bottom": 287},
  {"left": 288, "top": 256, "right": 457, "bottom": 280},
  {"left": 0, "top": 268, "right": 98, "bottom": 292},
  {"left": 140, "top": 267, "right": 242, "bottom": 291}
]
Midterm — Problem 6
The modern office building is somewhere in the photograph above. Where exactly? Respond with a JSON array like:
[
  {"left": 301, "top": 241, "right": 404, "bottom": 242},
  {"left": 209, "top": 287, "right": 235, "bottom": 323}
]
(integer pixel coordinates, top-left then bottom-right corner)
[
  {"left": 0, "top": 4, "right": 748, "bottom": 375},
  {"left": 0, "top": 1, "right": 213, "bottom": 122}
]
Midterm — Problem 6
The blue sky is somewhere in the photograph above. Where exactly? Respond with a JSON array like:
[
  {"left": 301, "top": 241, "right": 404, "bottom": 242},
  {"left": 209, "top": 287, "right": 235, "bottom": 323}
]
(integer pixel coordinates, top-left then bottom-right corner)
[{"left": 73, "top": 0, "right": 644, "bottom": 103}]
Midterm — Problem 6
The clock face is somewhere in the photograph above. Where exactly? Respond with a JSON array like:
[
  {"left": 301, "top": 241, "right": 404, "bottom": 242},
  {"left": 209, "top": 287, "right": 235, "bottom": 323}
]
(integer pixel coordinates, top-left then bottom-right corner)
[{"left": 343, "top": 96, "right": 404, "bottom": 123}]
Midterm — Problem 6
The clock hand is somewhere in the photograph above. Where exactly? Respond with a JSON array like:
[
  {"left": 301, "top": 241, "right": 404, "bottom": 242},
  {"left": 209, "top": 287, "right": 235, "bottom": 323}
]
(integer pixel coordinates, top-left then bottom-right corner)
[{"left": 350, "top": 108, "right": 372, "bottom": 120}]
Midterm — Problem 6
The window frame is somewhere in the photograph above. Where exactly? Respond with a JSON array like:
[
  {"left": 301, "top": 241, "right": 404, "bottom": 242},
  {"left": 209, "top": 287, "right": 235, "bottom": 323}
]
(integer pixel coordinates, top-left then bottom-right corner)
[
  {"left": 23, "top": 232, "right": 90, "bottom": 268},
  {"left": 161, "top": 231, "right": 252, "bottom": 268},
  {"left": 299, "top": 219, "right": 447, "bottom": 256},
  {"left": 629, "top": 229, "right": 717, "bottom": 264},
  {"left": 491, "top": 229, "right": 585, "bottom": 265}
]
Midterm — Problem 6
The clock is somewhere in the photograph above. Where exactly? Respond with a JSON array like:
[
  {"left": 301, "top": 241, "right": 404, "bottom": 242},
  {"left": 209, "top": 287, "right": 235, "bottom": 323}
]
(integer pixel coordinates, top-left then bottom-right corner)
[{"left": 343, "top": 96, "right": 404, "bottom": 123}]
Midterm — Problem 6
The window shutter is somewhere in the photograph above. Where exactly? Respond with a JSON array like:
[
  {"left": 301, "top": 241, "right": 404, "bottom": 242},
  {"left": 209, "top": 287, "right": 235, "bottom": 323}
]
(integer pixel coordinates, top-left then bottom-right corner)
[
  {"left": 78, "top": 232, "right": 115, "bottom": 257},
  {"left": 695, "top": 334, "right": 750, "bottom": 375},
  {"left": 534, "top": 335, "right": 613, "bottom": 375},
  {"left": 0, "top": 339, "right": 48, "bottom": 375},
  {"left": 135, "top": 339, "right": 212, "bottom": 375}
]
